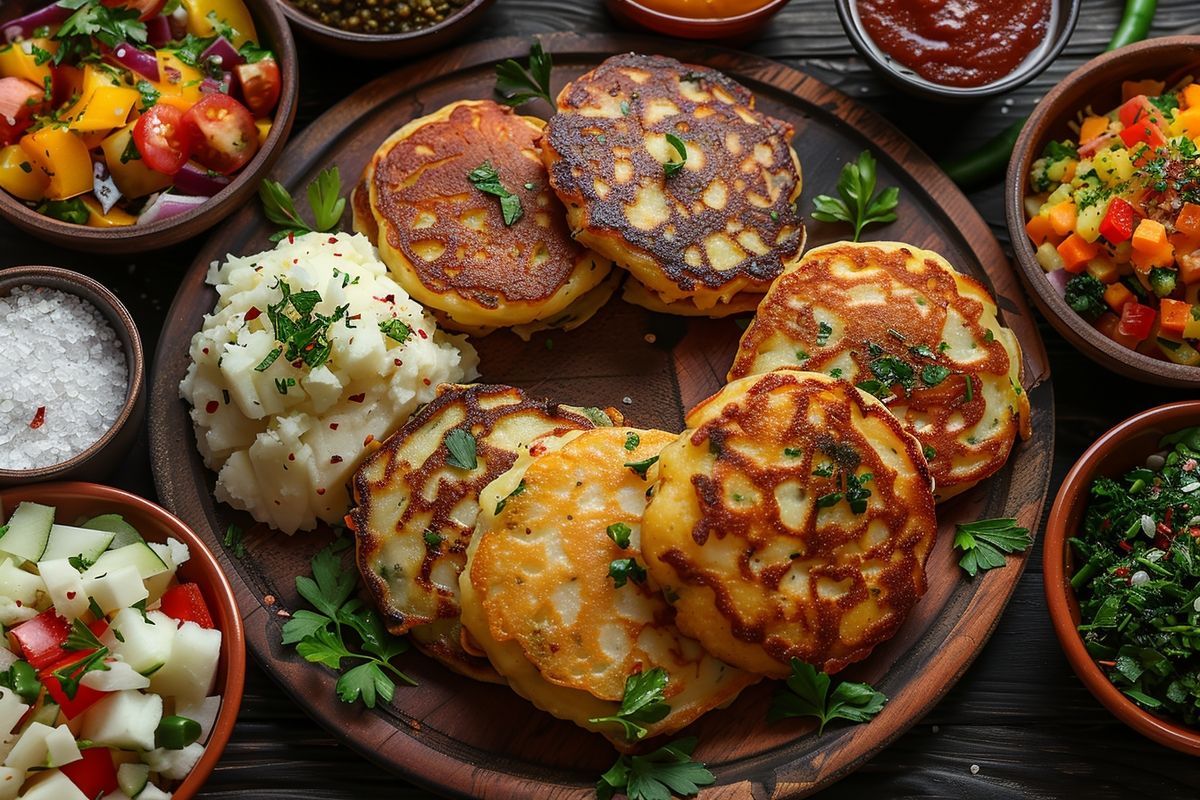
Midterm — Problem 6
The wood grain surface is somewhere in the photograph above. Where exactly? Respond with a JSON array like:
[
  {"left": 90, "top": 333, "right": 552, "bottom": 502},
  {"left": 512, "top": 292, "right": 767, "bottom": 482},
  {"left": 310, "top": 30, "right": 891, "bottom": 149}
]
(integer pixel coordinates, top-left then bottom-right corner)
[{"left": 1, "top": 1, "right": 1199, "bottom": 798}]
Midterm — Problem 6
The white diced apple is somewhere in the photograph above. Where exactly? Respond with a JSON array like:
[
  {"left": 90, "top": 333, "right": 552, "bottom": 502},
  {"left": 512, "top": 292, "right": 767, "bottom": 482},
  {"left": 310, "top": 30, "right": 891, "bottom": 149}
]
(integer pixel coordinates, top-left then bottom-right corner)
[
  {"left": 80, "top": 660, "right": 149, "bottom": 693},
  {"left": 0, "top": 559, "right": 44, "bottom": 625},
  {"left": 44, "top": 724, "right": 80, "bottom": 768},
  {"left": 85, "top": 565, "right": 149, "bottom": 616},
  {"left": 147, "top": 622, "right": 221, "bottom": 705},
  {"left": 0, "top": 691, "right": 28, "bottom": 740},
  {"left": 175, "top": 696, "right": 220, "bottom": 744},
  {"left": 102, "top": 609, "right": 175, "bottom": 677},
  {"left": 3, "top": 721, "right": 53, "bottom": 773},
  {"left": 143, "top": 742, "right": 203, "bottom": 781},
  {"left": 36, "top": 560, "right": 88, "bottom": 622},
  {"left": 80, "top": 690, "right": 162, "bottom": 751},
  {"left": 16, "top": 769, "right": 88, "bottom": 800},
  {"left": 165, "top": 539, "right": 190, "bottom": 570},
  {"left": 0, "top": 765, "right": 20, "bottom": 800}
]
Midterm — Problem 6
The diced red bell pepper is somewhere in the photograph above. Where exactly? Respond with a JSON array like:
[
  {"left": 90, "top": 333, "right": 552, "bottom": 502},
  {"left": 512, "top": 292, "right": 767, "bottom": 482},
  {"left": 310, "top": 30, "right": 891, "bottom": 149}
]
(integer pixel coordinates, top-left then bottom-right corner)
[
  {"left": 1119, "top": 120, "right": 1168, "bottom": 151},
  {"left": 60, "top": 746, "right": 118, "bottom": 798},
  {"left": 1118, "top": 301, "right": 1157, "bottom": 341},
  {"left": 40, "top": 667, "right": 106, "bottom": 719},
  {"left": 9, "top": 610, "right": 73, "bottom": 670},
  {"left": 159, "top": 582, "right": 215, "bottom": 629},
  {"left": 1099, "top": 197, "right": 1137, "bottom": 244},
  {"left": 1118, "top": 95, "right": 1168, "bottom": 131}
]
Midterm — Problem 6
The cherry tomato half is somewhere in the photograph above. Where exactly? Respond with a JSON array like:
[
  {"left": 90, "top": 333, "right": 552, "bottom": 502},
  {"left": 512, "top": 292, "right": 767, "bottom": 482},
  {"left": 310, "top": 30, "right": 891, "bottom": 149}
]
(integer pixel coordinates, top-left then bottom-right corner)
[
  {"left": 133, "top": 104, "right": 194, "bottom": 175},
  {"left": 181, "top": 94, "right": 259, "bottom": 175},
  {"left": 1118, "top": 301, "right": 1157, "bottom": 342},
  {"left": 235, "top": 58, "right": 281, "bottom": 117},
  {"left": 101, "top": 0, "right": 167, "bottom": 21}
]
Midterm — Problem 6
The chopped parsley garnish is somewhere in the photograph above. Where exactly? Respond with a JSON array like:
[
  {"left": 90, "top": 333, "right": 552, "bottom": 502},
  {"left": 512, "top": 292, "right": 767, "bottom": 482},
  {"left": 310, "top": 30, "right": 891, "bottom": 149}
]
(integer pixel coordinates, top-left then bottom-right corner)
[
  {"left": 607, "top": 522, "right": 632, "bottom": 549},
  {"left": 816, "top": 321, "right": 833, "bottom": 346},
  {"left": 67, "top": 554, "right": 93, "bottom": 572},
  {"left": 588, "top": 667, "right": 669, "bottom": 740},
  {"left": 920, "top": 364, "right": 951, "bottom": 387},
  {"left": 922, "top": 444, "right": 937, "bottom": 461},
  {"left": 767, "top": 658, "right": 887, "bottom": 734},
  {"left": 624, "top": 432, "right": 640, "bottom": 451},
  {"left": 909, "top": 344, "right": 935, "bottom": 359},
  {"left": 608, "top": 557, "right": 648, "bottom": 589},
  {"left": 810, "top": 150, "right": 900, "bottom": 242},
  {"left": 444, "top": 429, "right": 478, "bottom": 471},
  {"left": 663, "top": 133, "right": 688, "bottom": 178},
  {"left": 624, "top": 455, "right": 659, "bottom": 479},
  {"left": 223, "top": 524, "right": 246, "bottom": 559},
  {"left": 844, "top": 472, "right": 873, "bottom": 514},
  {"left": 259, "top": 166, "right": 346, "bottom": 242},
  {"left": 262, "top": 280, "right": 348, "bottom": 372},
  {"left": 596, "top": 736, "right": 714, "bottom": 800},
  {"left": 423, "top": 529, "right": 444, "bottom": 549},
  {"left": 136, "top": 79, "right": 159, "bottom": 110},
  {"left": 494, "top": 40, "right": 554, "bottom": 107},
  {"left": 378, "top": 319, "right": 411, "bottom": 344},
  {"left": 37, "top": 198, "right": 89, "bottom": 225},
  {"left": 53, "top": 0, "right": 147, "bottom": 65},
  {"left": 812, "top": 462, "right": 834, "bottom": 478},
  {"left": 784, "top": 447, "right": 802, "bottom": 457},
  {"left": 52, "top": 649, "right": 110, "bottom": 700},
  {"left": 953, "top": 518, "right": 1032, "bottom": 577},
  {"left": 494, "top": 480, "right": 526, "bottom": 515},
  {"left": 468, "top": 161, "right": 522, "bottom": 225},
  {"left": 254, "top": 347, "right": 282, "bottom": 372},
  {"left": 64, "top": 619, "right": 105, "bottom": 652},
  {"left": 816, "top": 492, "right": 842, "bottom": 508},
  {"left": 119, "top": 135, "right": 141, "bottom": 164}
]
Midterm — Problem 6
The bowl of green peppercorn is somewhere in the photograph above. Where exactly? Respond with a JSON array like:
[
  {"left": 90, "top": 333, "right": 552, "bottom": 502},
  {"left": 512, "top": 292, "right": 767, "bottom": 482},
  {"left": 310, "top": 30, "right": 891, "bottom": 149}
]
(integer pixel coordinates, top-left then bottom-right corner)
[{"left": 276, "top": 0, "right": 493, "bottom": 59}]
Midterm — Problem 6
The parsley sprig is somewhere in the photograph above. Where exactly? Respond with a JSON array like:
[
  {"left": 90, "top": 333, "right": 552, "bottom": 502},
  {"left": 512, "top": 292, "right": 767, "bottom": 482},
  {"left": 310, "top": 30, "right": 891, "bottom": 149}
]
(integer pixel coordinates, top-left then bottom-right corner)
[
  {"left": 768, "top": 659, "right": 887, "bottom": 734},
  {"left": 56, "top": 620, "right": 111, "bottom": 701},
  {"left": 663, "top": 134, "right": 688, "bottom": 178},
  {"left": 589, "top": 667, "right": 670, "bottom": 741},
  {"left": 444, "top": 429, "right": 478, "bottom": 471},
  {"left": 256, "top": 279, "right": 350, "bottom": 374},
  {"left": 494, "top": 40, "right": 554, "bottom": 107},
  {"left": 54, "top": 0, "right": 147, "bottom": 65},
  {"left": 281, "top": 539, "right": 416, "bottom": 708},
  {"left": 259, "top": 166, "right": 346, "bottom": 243},
  {"left": 953, "top": 518, "right": 1033, "bottom": 577},
  {"left": 811, "top": 150, "right": 900, "bottom": 242},
  {"left": 468, "top": 162, "right": 523, "bottom": 226},
  {"left": 596, "top": 737, "right": 714, "bottom": 800}
]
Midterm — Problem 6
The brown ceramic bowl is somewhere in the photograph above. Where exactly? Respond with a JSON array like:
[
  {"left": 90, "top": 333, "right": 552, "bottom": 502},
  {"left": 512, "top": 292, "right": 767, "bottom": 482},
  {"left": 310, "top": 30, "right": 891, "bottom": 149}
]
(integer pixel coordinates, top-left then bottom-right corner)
[
  {"left": 0, "top": 482, "right": 246, "bottom": 798},
  {"left": 0, "top": 266, "right": 145, "bottom": 487},
  {"left": 1045, "top": 400, "right": 1200, "bottom": 756},
  {"left": 0, "top": 0, "right": 298, "bottom": 255},
  {"left": 274, "top": 0, "right": 493, "bottom": 60},
  {"left": 605, "top": 0, "right": 790, "bottom": 41},
  {"left": 1006, "top": 36, "right": 1200, "bottom": 389}
]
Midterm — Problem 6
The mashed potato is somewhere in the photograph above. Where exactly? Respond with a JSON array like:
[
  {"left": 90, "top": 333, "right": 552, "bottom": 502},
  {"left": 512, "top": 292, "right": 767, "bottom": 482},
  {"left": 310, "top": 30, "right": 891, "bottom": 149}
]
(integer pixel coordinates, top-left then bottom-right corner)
[{"left": 180, "top": 232, "right": 478, "bottom": 534}]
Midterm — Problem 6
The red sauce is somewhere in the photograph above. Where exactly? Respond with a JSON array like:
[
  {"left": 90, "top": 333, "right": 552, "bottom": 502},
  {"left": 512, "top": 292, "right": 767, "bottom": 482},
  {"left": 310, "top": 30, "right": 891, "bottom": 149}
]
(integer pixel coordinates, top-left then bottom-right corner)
[{"left": 856, "top": 0, "right": 1051, "bottom": 88}]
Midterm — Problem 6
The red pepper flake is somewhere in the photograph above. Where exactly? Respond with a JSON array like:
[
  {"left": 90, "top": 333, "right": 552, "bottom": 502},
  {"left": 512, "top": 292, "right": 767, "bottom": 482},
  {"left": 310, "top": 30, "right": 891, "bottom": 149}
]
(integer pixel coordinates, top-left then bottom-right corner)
[
  {"left": 422, "top": 378, "right": 431, "bottom": 386},
  {"left": 363, "top": 434, "right": 374, "bottom": 447},
  {"left": 202, "top": 347, "right": 210, "bottom": 355},
  {"left": 1119, "top": 540, "right": 1133, "bottom": 552},
  {"left": 1114, "top": 566, "right": 1130, "bottom": 578},
  {"left": 29, "top": 406, "right": 45, "bottom": 429},
  {"left": 329, "top": 422, "right": 339, "bottom": 430},
  {"left": 530, "top": 442, "right": 547, "bottom": 457},
  {"left": 288, "top": 453, "right": 296, "bottom": 461},
  {"left": 244, "top": 306, "right": 262, "bottom": 321},
  {"left": 14, "top": 600, "right": 21, "bottom": 608},
  {"left": 417, "top": 329, "right": 428, "bottom": 339},
  {"left": 66, "top": 591, "right": 76, "bottom": 600},
  {"left": 333, "top": 253, "right": 342, "bottom": 257},
  {"left": 330, "top": 455, "right": 343, "bottom": 464},
  {"left": 317, "top": 488, "right": 326, "bottom": 495},
  {"left": 205, "top": 400, "right": 219, "bottom": 414},
  {"left": 373, "top": 294, "right": 395, "bottom": 304},
  {"left": 288, "top": 232, "right": 295, "bottom": 244},
  {"left": 292, "top": 359, "right": 304, "bottom": 369},
  {"left": 328, "top": 236, "right": 338, "bottom": 244},
  {"left": 349, "top": 393, "right": 365, "bottom": 403},
  {"left": 348, "top": 314, "right": 362, "bottom": 321},
  {"left": 394, "top": 359, "right": 403, "bottom": 367}
]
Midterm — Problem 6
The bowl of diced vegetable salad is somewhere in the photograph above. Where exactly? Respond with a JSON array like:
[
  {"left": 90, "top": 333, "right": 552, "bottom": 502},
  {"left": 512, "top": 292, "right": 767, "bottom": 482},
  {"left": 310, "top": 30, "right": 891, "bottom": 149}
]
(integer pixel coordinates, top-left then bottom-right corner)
[
  {"left": 0, "top": 481, "right": 245, "bottom": 798},
  {"left": 1046, "top": 400, "right": 1200, "bottom": 756},
  {"left": 1007, "top": 35, "right": 1200, "bottom": 389},
  {"left": 0, "top": 0, "right": 297, "bottom": 254}
]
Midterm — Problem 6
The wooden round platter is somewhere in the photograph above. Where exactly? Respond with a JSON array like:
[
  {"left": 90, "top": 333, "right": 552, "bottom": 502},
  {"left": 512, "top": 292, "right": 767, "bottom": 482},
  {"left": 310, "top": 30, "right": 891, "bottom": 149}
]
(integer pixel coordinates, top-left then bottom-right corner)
[{"left": 148, "top": 32, "right": 1055, "bottom": 799}]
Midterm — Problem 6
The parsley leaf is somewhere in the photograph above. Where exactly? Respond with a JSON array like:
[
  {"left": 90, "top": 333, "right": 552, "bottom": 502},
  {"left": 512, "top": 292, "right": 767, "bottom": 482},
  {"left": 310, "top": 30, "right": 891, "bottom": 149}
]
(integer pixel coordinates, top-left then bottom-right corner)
[
  {"left": 609, "top": 557, "right": 648, "bottom": 589},
  {"left": 624, "top": 432, "right": 640, "bottom": 451},
  {"left": 596, "top": 737, "right": 714, "bottom": 800},
  {"left": 378, "top": 319, "right": 411, "bottom": 344},
  {"left": 767, "top": 658, "right": 887, "bottom": 734},
  {"left": 953, "top": 518, "right": 1032, "bottom": 577},
  {"left": 494, "top": 39, "right": 554, "bottom": 107},
  {"left": 444, "top": 429, "right": 478, "bottom": 471},
  {"left": 607, "top": 522, "right": 632, "bottom": 549},
  {"left": 467, "top": 161, "right": 522, "bottom": 225},
  {"left": 259, "top": 166, "right": 345, "bottom": 242},
  {"left": 52, "top": 649, "right": 110, "bottom": 701},
  {"left": 494, "top": 479, "right": 526, "bottom": 515},
  {"left": 663, "top": 133, "right": 688, "bottom": 178},
  {"left": 810, "top": 150, "right": 900, "bottom": 242},
  {"left": 624, "top": 455, "right": 659, "bottom": 479},
  {"left": 64, "top": 619, "right": 104, "bottom": 652},
  {"left": 589, "top": 667, "right": 670, "bottom": 740}
]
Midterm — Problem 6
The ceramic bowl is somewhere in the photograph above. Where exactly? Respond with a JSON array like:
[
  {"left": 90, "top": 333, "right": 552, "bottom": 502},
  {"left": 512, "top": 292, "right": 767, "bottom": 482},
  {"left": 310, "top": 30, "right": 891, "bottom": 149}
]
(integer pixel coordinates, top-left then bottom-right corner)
[
  {"left": 834, "top": 0, "right": 1080, "bottom": 101},
  {"left": 0, "top": 0, "right": 298, "bottom": 255},
  {"left": 0, "top": 266, "right": 145, "bottom": 487},
  {"left": 605, "top": 0, "right": 790, "bottom": 41},
  {"left": 1045, "top": 400, "right": 1200, "bottom": 756},
  {"left": 0, "top": 481, "right": 246, "bottom": 798},
  {"left": 1006, "top": 36, "right": 1200, "bottom": 389},
  {"left": 274, "top": 0, "right": 493, "bottom": 60}
]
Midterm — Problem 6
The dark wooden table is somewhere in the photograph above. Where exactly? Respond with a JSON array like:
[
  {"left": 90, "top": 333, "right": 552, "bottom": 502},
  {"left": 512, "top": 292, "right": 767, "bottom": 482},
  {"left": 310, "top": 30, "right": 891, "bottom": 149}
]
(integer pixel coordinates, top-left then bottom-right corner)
[{"left": 4, "top": 0, "right": 1200, "bottom": 797}]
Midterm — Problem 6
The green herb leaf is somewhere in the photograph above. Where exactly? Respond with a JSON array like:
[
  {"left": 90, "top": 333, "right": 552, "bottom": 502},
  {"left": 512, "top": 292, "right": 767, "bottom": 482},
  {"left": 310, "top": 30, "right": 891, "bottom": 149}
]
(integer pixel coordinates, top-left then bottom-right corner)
[
  {"left": 494, "top": 479, "right": 526, "bottom": 515},
  {"left": 423, "top": 529, "right": 444, "bottom": 549},
  {"left": 953, "top": 518, "right": 1032, "bottom": 577},
  {"left": 51, "top": 649, "right": 110, "bottom": 701},
  {"left": 589, "top": 667, "right": 670, "bottom": 740},
  {"left": 625, "top": 432, "right": 641, "bottom": 451},
  {"left": 223, "top": 523, "right": 246, "bottom": 559},
  {"left": 596, "top": 737, "right": 713, "bottom": 800},
  {"left": 625, "top": 455, "right": 659, "bottom": 479},
  {"left": 444, "top": 429, "right": 478, "bottom": 471},
  {"left": 259, "top": 166, "right": 344, "bottom": 240},
  {"left": 37, "top": 198, "right": 89, "bottom": 225},
  {"left": 494, "top": 39, "right": 554, "bottom": 107},
  {"left": 767, "top": 658, "right": 887, "bottom": 733},
  {"left": 467, "top": 161, "right": 523, "bottom": 225},
  {"left": 810, "top": 150, "right": 900, "bottom": 241},
  {"left": 920, "top": 364, "right": 951, "bottom": 387},
  {"left": 379, "top": 319, "right": 411, "bottom": 344},
  {"left": 663, "top": 133, "right": 688, "bottom": 178},
  {"left": 64, "top": 619, "right": 105, "bottom": 652},
  {"left": 608, "top": 557, "right": 648, "bottom": 589},
  {"left": 607, "top": 522, "right": 632, "bottom": 549}
]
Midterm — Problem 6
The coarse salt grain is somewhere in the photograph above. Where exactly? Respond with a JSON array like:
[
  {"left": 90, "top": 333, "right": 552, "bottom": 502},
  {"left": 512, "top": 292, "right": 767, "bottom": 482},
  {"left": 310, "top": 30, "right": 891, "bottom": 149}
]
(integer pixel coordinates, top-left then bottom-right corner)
[{"left": 0, "top": 286, "right": 127, "bottom": 470}]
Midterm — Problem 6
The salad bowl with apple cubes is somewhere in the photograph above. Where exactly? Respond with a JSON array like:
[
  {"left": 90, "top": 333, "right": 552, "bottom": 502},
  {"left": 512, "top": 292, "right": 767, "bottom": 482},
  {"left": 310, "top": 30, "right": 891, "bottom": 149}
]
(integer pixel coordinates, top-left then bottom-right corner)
[{"left": 0, "top": 498, "right": 227, "bottom": 800}]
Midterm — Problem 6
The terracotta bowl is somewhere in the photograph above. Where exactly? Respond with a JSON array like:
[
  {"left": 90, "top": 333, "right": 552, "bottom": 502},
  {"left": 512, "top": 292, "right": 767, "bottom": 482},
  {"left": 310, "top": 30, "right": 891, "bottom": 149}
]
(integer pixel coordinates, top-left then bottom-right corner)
[
  {"left": 274, "top": 0, "right": 494, "bottom": 60},
  {"left": 0, "top": 482, "right": 246, "bottom": 798},
  {"left": 0, "top": 0, "right": 298, "bottom": 255},
  {"left": 835, "top": 0, "right": 1079, "bottom": 101},
  {"left": 605, "top": 0, "right": 790, "bottom": 42},
  {"left": 0, "top": 266, "right": 145, "bottom": 487},
  {"left": 1045, "top": 400, "right": 1200, "bottom": 756},
  {"left": 1006, "top": 36, "right": 1200, "bottom": 389}
]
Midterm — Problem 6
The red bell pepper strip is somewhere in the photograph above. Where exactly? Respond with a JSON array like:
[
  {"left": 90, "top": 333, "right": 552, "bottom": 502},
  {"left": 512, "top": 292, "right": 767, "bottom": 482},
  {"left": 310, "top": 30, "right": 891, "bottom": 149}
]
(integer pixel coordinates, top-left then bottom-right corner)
[
  {"left": 1099, "top": 197, "right": 1137, "bottom": 243},
  {"left": 1118, "top": 301, "right": 1157, "bottom": 341},
  {"left": 60, "top": 746, "right": 119, "bottom": 798},
  {"left": 40, "top": 666, "right": 106, "bottom": 719},
  {"left": 1118, "top": 95, "right": 1168, "bottom": 131},
  {"left": 159, "top": 583, "right": 215, "bottom": 629},
  {"left": 9, "top": 610, "right": 72, "bottom": 670}
]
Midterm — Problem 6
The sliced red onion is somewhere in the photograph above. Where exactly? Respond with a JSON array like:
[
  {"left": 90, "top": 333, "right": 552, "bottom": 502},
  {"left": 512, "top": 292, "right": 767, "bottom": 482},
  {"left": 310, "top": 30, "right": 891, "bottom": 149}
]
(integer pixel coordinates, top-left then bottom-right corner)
[
  {"left": 137, "top": 192, "right": 208, "bottom": 225},
  {"left": 1046, "top": 268, "right": 1070, "bottom": 298},
  {"left": 103, "top": 42, "right": 160, "bottom": 82},
  {"left": 174, "top": 161, "right": 230, "bottom": 197},
  {"left": 92, "top": 161, "right": 122, "bottom": 215},
  {"left": 200, "top": 72, "right": 231, "bottom": 96},
  {"left": 200, "top": 36, "right": 244, "bottom": 69},
  {"left": 168, "top": 4, "right": 188, "bottom": 39},
  {"left": 3, "top": 2, "right": 72, "bottom": 44},
  {"left": 145, "top": 14, "right": 172, "bottom": 48}
]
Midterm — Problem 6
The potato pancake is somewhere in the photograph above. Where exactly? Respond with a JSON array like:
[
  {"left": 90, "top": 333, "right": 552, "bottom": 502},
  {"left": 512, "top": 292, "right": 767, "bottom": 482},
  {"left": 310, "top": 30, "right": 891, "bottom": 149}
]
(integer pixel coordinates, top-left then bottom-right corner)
[
  {"left": 621, "top": 277, "right": 762, "bottom": 318},
  {"left": 460, "top": 427, "right": 757, "bottom": 749},
  {"left": 350, "top": 383, "right": 614, "bottom": 682},
  {"left": 728, "top": 241, "right": 1031, "bottom": 500},
  {"left": 355, "top": 99, "right": 612, "bottom": 334},
  {"left": 542, "top": 54, "right": 805, "bottom": 312},
  {"left": 640, "top": 369, "right": 937, "bottom": 678}
]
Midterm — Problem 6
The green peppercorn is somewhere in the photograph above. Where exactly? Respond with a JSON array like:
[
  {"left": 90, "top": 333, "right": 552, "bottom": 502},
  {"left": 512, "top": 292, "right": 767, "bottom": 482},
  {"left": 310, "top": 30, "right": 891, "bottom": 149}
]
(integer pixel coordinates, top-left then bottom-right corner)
[{"left": 289, "top": 0, "right": 468, "bottom": 33}]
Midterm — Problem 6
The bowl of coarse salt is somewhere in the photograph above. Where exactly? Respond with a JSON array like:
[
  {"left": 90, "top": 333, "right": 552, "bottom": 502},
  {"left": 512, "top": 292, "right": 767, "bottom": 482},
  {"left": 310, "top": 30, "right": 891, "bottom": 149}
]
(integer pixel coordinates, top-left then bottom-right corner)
[{"left": 0, "top": 266, "right": 145, "bottom": 486}]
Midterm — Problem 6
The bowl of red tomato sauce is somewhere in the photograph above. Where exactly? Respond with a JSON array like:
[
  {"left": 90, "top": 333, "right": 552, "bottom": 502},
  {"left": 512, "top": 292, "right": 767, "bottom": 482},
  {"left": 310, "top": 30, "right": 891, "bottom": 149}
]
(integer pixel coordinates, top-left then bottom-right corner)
[{"left": 0, "top": 0, "right": 297, "bottom": 254}]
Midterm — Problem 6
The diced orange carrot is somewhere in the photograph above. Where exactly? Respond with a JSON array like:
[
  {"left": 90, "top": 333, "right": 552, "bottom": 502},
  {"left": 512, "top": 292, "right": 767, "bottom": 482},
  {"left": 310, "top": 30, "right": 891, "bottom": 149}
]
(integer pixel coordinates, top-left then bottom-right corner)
[
  {"left": 1170, "top": 232, "right": 1200, "bottom": 256},
  {"left": 1176, "top": 203, "right": 1200, "bottom": 238},
  {"left": 1184, "top": 84, "right": 1200, "bottom": 110},
  {"left": 1025, "top": 214, "right": 1054, "bottom": 246},
  {"left": 1048, "top": 202, "right": 1077, "bottom": 237},
  {"left": 1132, "top": 218, "right": 1168, "bottom": 253},
  {"left": 1160, "top": 298, "right": 1192, "bottom": 334},
  {"left": 1132, "top": 242, "right": 1175, "bottom": 272},
  {"left": 1123, "top": 79, "right": 1166, "bottom": 102},
  {"left": 1057, "top": 233, "right": 1101, "bottom": 273},
  {"left": 1079, "top": 116, "right": 1109, "bottom": 143},
  {"left": 1180, "top": 250, "right": 1200, "bottom": 285},
  {"left": 1104, "top": 281, "right": 1135, "bottom": 313}
]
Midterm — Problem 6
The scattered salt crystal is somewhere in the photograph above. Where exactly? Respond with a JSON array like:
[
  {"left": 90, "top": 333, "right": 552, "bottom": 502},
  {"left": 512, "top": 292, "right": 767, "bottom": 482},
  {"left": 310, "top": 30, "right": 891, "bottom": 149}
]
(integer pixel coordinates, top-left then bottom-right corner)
[
  {"left": 969, "top": 765, "right": 980, "bottom": 775},
  {"left": 0, "top": 286, "right": 128, "bottom": 470},
  {"left": 622, "top": 396, "right": 633, "bottom": 405}
]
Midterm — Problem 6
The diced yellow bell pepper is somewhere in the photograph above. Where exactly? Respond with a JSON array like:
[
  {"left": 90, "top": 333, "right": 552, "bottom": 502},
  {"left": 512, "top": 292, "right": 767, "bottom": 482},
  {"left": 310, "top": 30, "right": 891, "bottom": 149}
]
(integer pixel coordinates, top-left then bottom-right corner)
[
  {"left": 1184, "top": 309, "right": 1200, "bottom": 340},
  {"left": 1093, "top": 148, "right": 1135, "bottom": 185},
  {"left": 63, "top": 64, "right": 124, "bottom": 122},
  {"left": 154, "top": 52, "right": 203, "bottom": 106},
  {"left": 181, "top": 0, "right": 258, "bottom": 46},
  {"left": 255, "top": 118, "right": 271, "bottom": 145},
  {"left": 99, "top": 124, "right": 172, "bottom": 199},
  {"left": 0, "top": 143, "right": 48, "bottom": 201},
  {"left": 1184, "top": 84, "right": 1200, "bottom": 111},
  {"left": 69, "top": 86, "right": 140, "bottom": 133},
  {"left": 1086, "top": 257, "right": 1120, "bottom": 284},
  {"left": 80, "top": 195, "right": 135, "bottom": 227},
  {"left": 0, "top": 40, "right": 56, "bottom": 89},
  {"left": 1079, "top": 116, "right": 1109, "bottom": 143},
  {"left": 1171, "top": 107, "right": 1200, "bottom": 139},
  {"left": 19, "top": 127, "right": 92, "bottom": 200}
]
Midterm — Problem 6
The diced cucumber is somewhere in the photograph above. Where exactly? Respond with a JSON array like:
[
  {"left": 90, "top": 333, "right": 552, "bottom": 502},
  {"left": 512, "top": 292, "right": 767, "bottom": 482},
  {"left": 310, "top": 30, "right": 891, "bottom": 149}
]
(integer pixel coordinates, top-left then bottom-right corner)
[
  {"left": 82, "top": 514, "right": 144, "bottom": 550},
  {"left": 85, "top": 565, "right": 149, "bottom": 616},
  {"left": 44, "top": 723, "right": 81, "bottom": 768},
  {"left": 0, "top": 558, "right": 45, "bottom": 626},
  {"left": 0, "top": 766, "right": 19, "bottom": 800},
  {"left": 83, "top": 543, "right": 168, "bottom": 583},
  {"left": 17, "top": 769, "right": 89, "bottom": 800},
  {"left": 144, "top": 544, "right": 179, "bottom": 604},
  {"left": 144, "top": 741, "right": 204, "bottom": 780},
  {"left": 37, "top": 559, "right": 89, "bottom": 622},
  {"left": 28, "top": 700, "right": 59, "bottom": 729},
  {"left": 40, "top": 524, "right": 115, "bottom": 565},
  {"left": 0, "top": 502, "right": 54, "bottom": 564},
  {"left": 80, "top": 690, "right": 162, "bottom": 751},
  {"left": 147, "top": 621, "right": 221, "bottom": 705},
  {"left": 117, "top": 761, "right": 150, "bottom": 797},
  {"left": 81, "top": 659, "right": 150, "bottom": 693},
  {"left": 0, "top": 689, "right": 29, "bottom": 738},
  {"left": 3, "top": 720, "right": 54, "bottom": 773},
  {"left": 102, "top": 609, "right": 174, "bottom": 676}
]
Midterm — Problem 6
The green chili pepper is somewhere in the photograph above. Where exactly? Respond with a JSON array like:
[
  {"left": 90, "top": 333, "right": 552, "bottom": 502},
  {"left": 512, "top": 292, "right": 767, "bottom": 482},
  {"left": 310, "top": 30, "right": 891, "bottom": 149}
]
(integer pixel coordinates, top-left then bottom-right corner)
[
  {"left": 8, "top": 661, "right": 39, "bottom": 703},
  {"left": 1108, "top": 0, "right": 1158, "bottom": 51},
  {"left": 155, "top": 715, "right": 202, "bottom": 750}
]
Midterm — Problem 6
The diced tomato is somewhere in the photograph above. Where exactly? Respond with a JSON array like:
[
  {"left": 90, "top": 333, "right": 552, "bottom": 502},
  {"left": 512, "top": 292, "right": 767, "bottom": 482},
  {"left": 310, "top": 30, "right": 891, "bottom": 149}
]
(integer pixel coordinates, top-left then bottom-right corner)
[
  {"left": 0, "top": 77, "right": 44, "bottom": 147},
  {"left": 235, "top": 58, "right": 281, "bottom": 117},
  {"left": 1118, "top": 301, "right": 1157, "bottom": 341},
  {"left": 1099, "top": 197, "right": 1137, "bottom": 244},
  {"left": 159, "top": 583, "right": 215, "bottom": 629},
  {"left": 181, "top": 94, "right": 259, "bottom": 175},
  {"left": 133, "top": 103, "right": 194, "bottom": 175},
  {"left": 1119, "top": 120, "right": 1168, "bottom": 151},
  {"left": 9, "top": 610, "right": 72, "bottom": 670},
  {"left": 1118, "top": 95, "right": 1168, "bottom": 132},
  {"left": 60, "top": 745, "right": 119, "bottom": 797},
  {"left": 101, "top": 0, "right": 166, "bottom": 20}
]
